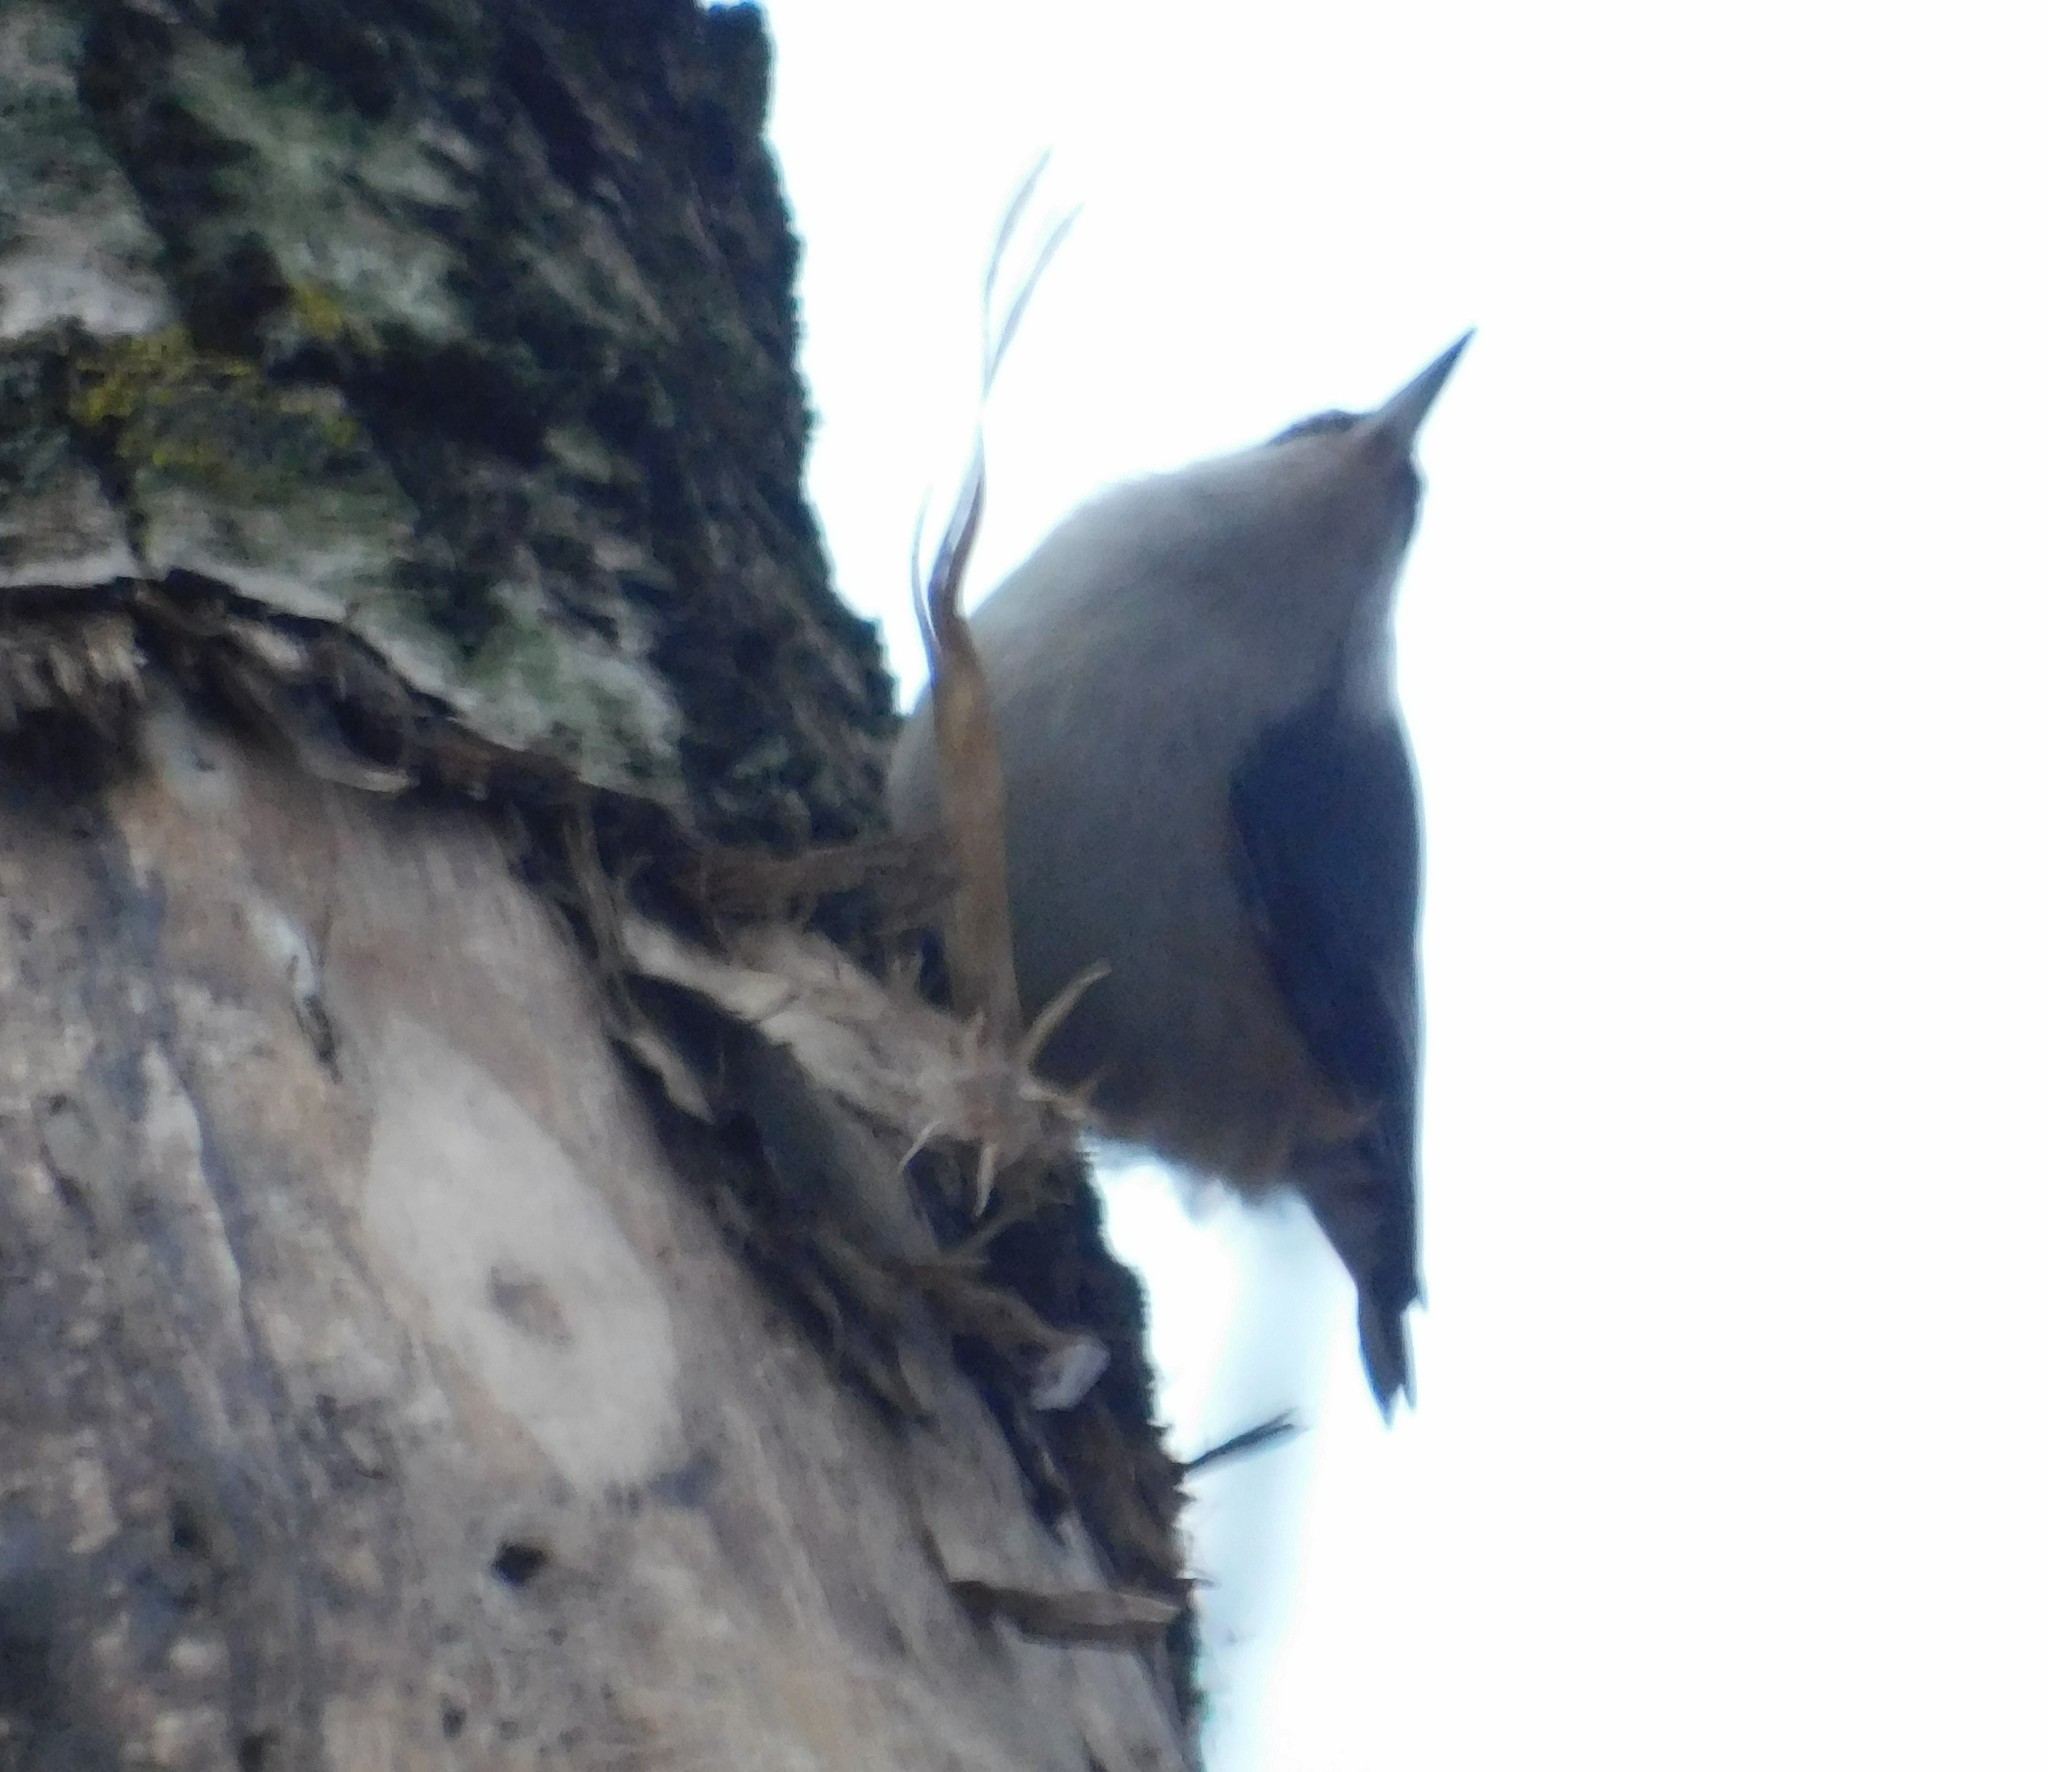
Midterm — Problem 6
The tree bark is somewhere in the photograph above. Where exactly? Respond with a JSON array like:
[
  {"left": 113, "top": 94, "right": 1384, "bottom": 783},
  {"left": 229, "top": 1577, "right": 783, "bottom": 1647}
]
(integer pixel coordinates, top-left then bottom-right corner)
[{"left": 0, "top": 3, "right": 1193, "bottom": 1766}]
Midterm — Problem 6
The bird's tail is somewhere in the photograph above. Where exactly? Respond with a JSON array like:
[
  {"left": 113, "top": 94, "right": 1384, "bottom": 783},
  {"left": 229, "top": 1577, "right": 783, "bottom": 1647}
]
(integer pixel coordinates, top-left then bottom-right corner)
[{"left": 1294, "top": 1141, "right": 1418, "bottom": 1420}]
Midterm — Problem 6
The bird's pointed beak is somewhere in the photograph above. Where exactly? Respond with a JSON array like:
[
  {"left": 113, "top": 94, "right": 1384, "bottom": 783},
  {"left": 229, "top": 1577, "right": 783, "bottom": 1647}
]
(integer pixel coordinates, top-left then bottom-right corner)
[{"left": 1376, "top": 329, "right": 1473, "bottom": 451}]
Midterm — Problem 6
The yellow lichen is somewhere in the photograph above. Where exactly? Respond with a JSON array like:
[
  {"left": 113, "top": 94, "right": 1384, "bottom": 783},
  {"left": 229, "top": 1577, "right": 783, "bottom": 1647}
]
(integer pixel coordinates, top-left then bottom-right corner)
[
  {"left": 67, "top": 328, "right": 246, "bottom": 430},
  {"left": 65, "top": 326, "right": 363, "bottom": 483},
  {"left": 286, "top": 278, "right": 362, "bottom": 349}
]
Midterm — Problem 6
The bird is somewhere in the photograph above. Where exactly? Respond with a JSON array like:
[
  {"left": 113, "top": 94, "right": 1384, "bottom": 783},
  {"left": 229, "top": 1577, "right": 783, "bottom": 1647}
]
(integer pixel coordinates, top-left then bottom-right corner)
[{"left": 888, "top": 334, "right": 1468, "bottom": 1417}]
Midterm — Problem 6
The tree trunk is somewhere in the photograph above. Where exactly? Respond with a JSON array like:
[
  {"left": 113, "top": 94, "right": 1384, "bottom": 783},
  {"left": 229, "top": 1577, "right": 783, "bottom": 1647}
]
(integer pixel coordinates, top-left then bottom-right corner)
[{"left": 0, "top": 3, "right": 1193, "bottom": 1766}]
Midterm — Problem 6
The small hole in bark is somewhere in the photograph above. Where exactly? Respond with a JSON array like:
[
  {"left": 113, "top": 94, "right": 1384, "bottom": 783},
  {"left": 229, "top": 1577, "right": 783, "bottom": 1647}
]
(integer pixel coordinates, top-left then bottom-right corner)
[
  {"left": 167, "top": 1500, "right": 207, "bottom": 1557},
  {"left": 490, "top": 1540, "right": 548, "bottom": 1586},
  {"left": 441, "top": 1702, "right": 466, "bottom": 1738},
  {"left": 237, "top": 1730, "right": 273, "bottom": 1770}
]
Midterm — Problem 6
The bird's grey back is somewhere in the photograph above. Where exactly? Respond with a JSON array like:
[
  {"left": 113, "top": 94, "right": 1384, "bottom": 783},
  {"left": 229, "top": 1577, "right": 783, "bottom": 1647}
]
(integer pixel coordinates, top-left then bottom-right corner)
[{"left": 890, "top": 416, "right": 1422, "bottom": 1181}]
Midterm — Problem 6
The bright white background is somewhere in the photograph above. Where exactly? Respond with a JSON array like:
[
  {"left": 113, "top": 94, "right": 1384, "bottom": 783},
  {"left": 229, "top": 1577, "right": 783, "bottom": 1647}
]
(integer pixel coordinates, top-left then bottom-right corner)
[{"left": 759, "top": 4, "right": 2048, "bottom": 1766}]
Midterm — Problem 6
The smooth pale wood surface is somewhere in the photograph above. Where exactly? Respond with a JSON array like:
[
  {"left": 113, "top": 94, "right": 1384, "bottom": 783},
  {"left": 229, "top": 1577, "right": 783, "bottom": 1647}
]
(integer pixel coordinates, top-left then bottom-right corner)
[{"left": 0, "top": 695, "right": 1190, "bottom": 1772}]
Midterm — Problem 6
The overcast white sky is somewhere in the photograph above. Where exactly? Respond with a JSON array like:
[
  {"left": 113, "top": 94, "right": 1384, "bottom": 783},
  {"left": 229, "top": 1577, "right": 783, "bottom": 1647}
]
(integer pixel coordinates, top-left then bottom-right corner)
[{"left": 760, "top": 4, "right": 2048, "bottom": 1766}]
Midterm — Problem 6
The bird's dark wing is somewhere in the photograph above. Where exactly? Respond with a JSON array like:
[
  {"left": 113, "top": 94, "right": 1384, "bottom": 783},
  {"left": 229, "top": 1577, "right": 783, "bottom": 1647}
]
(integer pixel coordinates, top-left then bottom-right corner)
[{"left": 1231, "top": 694, "right": 1422, "bottom": 1414}]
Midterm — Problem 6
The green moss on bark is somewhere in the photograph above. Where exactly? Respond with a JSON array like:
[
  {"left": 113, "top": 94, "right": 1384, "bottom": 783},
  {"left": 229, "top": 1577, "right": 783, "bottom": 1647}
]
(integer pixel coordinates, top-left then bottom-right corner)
[{"left": 16, "top": 0, "right": 893, "bottom": 838}]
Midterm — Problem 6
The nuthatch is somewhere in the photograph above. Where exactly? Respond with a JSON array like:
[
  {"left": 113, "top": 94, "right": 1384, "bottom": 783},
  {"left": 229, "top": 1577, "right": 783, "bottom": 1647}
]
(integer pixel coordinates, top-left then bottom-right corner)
[{"left": 889, "top": 335, "right": 1468, "bottom": 1416}]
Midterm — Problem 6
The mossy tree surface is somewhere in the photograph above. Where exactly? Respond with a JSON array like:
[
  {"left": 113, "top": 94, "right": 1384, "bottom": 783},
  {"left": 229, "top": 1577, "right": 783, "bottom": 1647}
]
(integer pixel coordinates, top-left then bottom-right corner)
[{"left": 4, "top": 0, "right": 892, "bottom": 829}]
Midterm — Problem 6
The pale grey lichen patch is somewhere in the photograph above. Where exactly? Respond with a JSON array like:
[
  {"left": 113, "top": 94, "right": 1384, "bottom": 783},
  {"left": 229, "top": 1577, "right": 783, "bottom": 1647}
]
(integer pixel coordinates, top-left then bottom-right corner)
[
  {"left": 138, "top": 493, "right": 409, "bottom": 623},
  {"left": 516, "top": 201, "right": 674, "bottom": 349},
  {"left": 0, "top": 211, "right": 173, "bottom": 343},
  {"left": 166, "top": 39, "right": 467, "bottom": 347},
  {"left": 0, "top": 5, "right": 173, "bottom": 340},
  {"left": 450, "top": 571, "right": 687, "bottom": 794},
  {"left": 542, "top": 422, "right": 625, "bottom": 486},
  {"left": 0, "top": 456, "right": 139, "bottom": 589}
]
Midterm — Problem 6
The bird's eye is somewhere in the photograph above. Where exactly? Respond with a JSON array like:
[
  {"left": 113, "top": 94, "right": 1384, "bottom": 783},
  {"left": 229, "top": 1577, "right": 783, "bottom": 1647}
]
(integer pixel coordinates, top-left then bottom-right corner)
[{"left": 1267, "top": 410, "right": 1357, "bottom": 446}]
